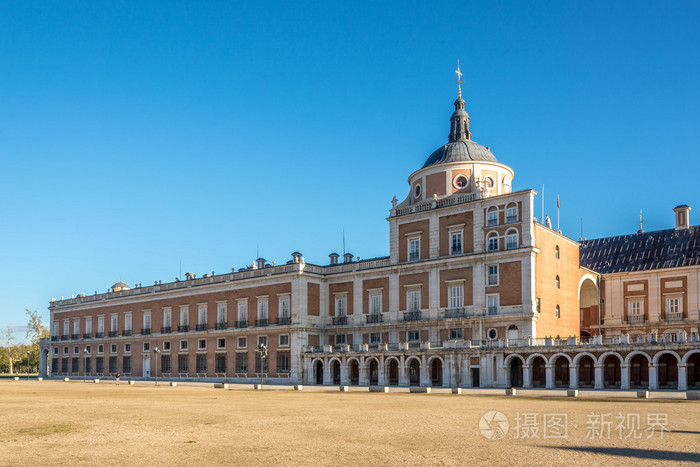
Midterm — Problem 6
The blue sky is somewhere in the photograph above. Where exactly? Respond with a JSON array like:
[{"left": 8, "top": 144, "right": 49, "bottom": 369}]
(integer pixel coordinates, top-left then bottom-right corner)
[{"left": 1, "top": 1, "right": 699, "bottom": 338}]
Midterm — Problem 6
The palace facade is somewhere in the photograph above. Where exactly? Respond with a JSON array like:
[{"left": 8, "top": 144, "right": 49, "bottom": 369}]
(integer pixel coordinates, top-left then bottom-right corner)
[{"left": 40, "top": 83, "right": 700, "bottom": 391}]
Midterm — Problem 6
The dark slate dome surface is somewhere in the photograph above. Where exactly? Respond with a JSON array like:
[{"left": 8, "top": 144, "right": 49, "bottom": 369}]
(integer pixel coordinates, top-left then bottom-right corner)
[{"left": 422, "top": 140, "right": 498, "bottom": 168}]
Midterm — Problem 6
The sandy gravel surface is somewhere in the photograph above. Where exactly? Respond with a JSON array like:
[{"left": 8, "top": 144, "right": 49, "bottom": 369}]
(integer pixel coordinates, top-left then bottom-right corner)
[{"left": 1, "top": 381, "right": 699, "bottom": 465}]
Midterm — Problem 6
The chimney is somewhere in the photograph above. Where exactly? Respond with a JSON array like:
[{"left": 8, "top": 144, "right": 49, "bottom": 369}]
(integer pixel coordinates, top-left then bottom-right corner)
[
  {"left": 256, "top": 258, "right": 266, "bottom": 269},
  {"left": 329, "top": 253, "right": 339, "bottom": 265},
  {"left": 343, "top": 253, "right": 354, "bottom": 263},
  {"left": 291, "top": 252, "right": 302, "bottom": 264},
  {"left": 673, "top": 205, "right": 691, "bottom": 230}
]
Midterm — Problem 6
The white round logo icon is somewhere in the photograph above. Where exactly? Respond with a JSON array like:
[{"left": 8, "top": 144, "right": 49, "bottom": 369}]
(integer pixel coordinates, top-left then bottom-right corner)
[{"left": 479, "top": 411, "right": 509, "bottom": 440}]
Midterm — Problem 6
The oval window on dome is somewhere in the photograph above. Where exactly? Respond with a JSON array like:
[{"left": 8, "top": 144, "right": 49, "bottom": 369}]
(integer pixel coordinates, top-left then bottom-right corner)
[
  {"left": 453, "top": 174, "right": 469, "bottom": 189},
  {"left": 484, "top": 176, "right": 495, "bottom": 189},
  {"left": 414, "top": 184, "right": 422, "bottom": 198}
]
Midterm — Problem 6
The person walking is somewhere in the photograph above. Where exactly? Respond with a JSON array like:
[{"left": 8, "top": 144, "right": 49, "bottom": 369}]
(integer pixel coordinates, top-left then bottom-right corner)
[{"left": 116, "top": 372, "right": 121, "bottom": 385}]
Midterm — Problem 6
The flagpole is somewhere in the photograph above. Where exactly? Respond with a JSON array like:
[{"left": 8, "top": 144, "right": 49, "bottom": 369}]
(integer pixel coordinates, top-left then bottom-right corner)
[
  {"left": 557, "top": 195, "right": 560, "bottom": 232},
  {"left": 541, "top": 185, "right": 544, "bottom": 224}
]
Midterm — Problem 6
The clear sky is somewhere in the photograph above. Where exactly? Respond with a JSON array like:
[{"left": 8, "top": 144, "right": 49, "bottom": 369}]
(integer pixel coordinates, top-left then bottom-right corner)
[{"left": 1, "top": 1, "right": 699, "bottom": 338}]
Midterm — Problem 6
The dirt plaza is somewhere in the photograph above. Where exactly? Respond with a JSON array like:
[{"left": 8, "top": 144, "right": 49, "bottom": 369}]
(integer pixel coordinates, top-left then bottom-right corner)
[{"left": 1, "top": 380, "right": 699, "bottom": 465}]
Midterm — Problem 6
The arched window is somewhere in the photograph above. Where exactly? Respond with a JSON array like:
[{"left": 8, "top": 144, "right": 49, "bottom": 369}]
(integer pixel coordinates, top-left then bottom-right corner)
[
  {"left": 506, "top": 203, "right": 518, "bottom": 223},
  {"left": 555, "top": 275, "right": 560, "bottom": 289},
  {"left": 555, "top": 305, "right": 560, "bottom": 319},
  {"left": 487, "top": 232, "right": 499, "bottom": 252},
  {"left": 555, "top": 246, "right": 560, "bottom": 259},
  {"left": 487, "top": 207, "right": 498, "bottom": 226},
  {"left": 506, "top": 229, "right": 518, "bottom": 250}
]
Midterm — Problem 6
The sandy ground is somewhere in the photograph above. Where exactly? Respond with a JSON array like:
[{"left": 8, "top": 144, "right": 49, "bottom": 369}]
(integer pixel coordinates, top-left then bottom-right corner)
[{"left": 1, "top": 380, "right": 699, "bottom": 466}]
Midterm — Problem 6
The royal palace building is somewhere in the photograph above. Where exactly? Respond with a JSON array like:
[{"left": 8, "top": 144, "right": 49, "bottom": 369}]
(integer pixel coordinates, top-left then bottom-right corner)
[{"left": 40, "top": 80, "right": 700, "bottom": 391}]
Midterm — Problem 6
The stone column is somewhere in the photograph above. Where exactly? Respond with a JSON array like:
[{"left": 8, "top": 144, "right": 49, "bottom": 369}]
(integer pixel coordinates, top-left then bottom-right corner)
[
  {"left": 569, "top": 365, "right": 578, "bottom": 389},
  {"left": 523, "top": 364, "right": 532, "bottom": 388},
  {"left": 323, "top": 358, "right": 331, "bottom": 385},
  {"left": 443, "top": 356, "right": 451, "bottom": 388},
  {"left": 678, "top": 363, "right": 688, "bottom": 391},
  {"left": 594, "top": 364, "right": 603, "bottom": 389},
  {"left": 649, "top": 364, "right": 658, "bottom": 390},
  {"left": 340, "top": 358, "right": 348, "bottom": 386},
  {"left": 399, "top": 356, "right": 407, "bottom": 387},
  {"left": 359, "top": 359, "right": 368, "bottom": 386},
  {"left": 421, "top": 355, "right": 428, "bottom": 387},
  {"left": 620, "top": 364, "right": 630, "bottom": 390},
  {"left": 545, "top": 364, "right": 554, "bottom": 389}
]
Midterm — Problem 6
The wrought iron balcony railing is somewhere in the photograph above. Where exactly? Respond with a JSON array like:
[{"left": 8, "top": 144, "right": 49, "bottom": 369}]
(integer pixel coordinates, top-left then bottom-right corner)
[
  {"left": 403, "top": 310, "right": 422, "bottom": 321},
  {"left": 278, "top": 316, "right": 291, "bottom": 325},
  {"left": 332, "top": 316, "right": 348, "bottom": 325},
  {"left": 178, "top": 325, "right": 189, "bottom": 332},
  {"left": 161, "top": 326, "right": 172, "bottom": 333},
  {"left": 235, "top": 320, "right": 248, "bottom": 328},
  {"left": 366, "top": 314, "right": 383, "bottom": 323},
  {"left": 215, "top": 321, "right": 227, "bottom": 330},
  {"left": 256, "top": 319, "right": 269, "bottom": 327},
  {"left": 196, "top": 324, "right": 207, "bottom": 331}
]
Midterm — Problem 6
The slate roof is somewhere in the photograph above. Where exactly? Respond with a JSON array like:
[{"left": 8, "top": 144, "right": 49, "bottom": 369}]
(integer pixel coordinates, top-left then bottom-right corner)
[
  {"left": 422, "top": 140, "right": 498, "bottom": 168},
  {"left": 579, "top": 225, "right": 700, "bottom": 274}
]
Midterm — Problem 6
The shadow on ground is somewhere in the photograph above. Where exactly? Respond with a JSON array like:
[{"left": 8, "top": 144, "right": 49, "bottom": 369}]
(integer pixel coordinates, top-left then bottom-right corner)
[{"left": 543, "top": 446, "right": 700, "bottom": 463}]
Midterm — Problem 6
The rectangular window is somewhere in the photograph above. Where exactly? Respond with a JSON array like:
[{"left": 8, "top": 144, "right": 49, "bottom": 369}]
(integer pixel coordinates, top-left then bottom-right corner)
[
  {"left": 506, "top": 206, "right": 518, "bottom": 223},
  {"left": 258, "top": 336, "right": 267, "bottom": 347},
  {"left": 109, "top": 356, "right": 117, "bottom": 374},
  {"left": 196, "top": 354, "right": 207, "bottom": 373},
  {"left": 506, "top": 233, "right": 518, "bottom": 250},
  {"left": 236, "top": 353, "right": 248, "bottom": 373},
  {"left": 85, "top": 317, "right": 92, "bottom": 334},
  {"left": 448, "top": 285, "right": 464, "bottom": 309},
  {"left": 163, "top": 308, "right": 172, "bottom": 328},
  {"left": 277, "top": 352, "right": 290, "bottom": 373},
  {"left": 408, "top": 331, "right": 420, "bottom": 342},
  {"left": 335, "top": 334, "right": 346, "bottom": 345},
  {"left": 217, "top": 338, "right": 226, "bottom": 349},
  {"left": 406, "top": 289, "right": 421, "bottom": 312},
  {"left": 238, "top": 337, "right": 247, "bottom": 349},
  {"left": 488, "top": 236, "right": 499, "bottom": 252},
  {"left": 487, "top": 210, "right": 498, "bottom": 226},
  {"left": 198, "top": 305, "right": 207, "bottom": 325},
  {"left": 487, "top": 294, "right": 499, "bottom": 314},
  {"left": 217, "top": 303, "right": 227, "bottom": 325},
  {"left": 180, "top": 340, "right": 188, "bottom": 351},
  {"left": 369, "top": 292, "right": 382, "bottom": 314},
  {"left": 450, "top": 232, "right": 463, "bottom": 255},
  {"left": 97, "top": 344, "right": 104, "bottom": 354},
  {"left": 63, "top": 346, "right": 68, "bottom": 355},
  {"left": 198, "top": 339, "right": 206, "bottom": 350},
  {"left": 63, "top": 319, "right": 69, "bottom": 336},
  {"left": 279, "top": 296, "right": 290, "bottom": 318},
  {"left": 450, "top": 329, "right": 463, "bottom": 340},
  {"left": 161, "top": 355, "right": 171, "bottom": 373},
  {"left": 143, "top": 342, "right": 150, "bottom": 352},
  {"left": 335, "top": 295, "right": 347, "bottom": 316},
  {"left": 488, "top": 265, "right": 499, "bottom": 286},
  {"left": 110, "top": 344, "right": 117, "bottom": 354},
  {"left": 237, "top": 301, "right": 248, "bottom": 323},
  {"left": 180, "top": 306, "right": 189, "bottom": 326},
  {"left": 178, "top": 354, "right": 188, "bottom": 374},
  {"left": 73, "top": 320, "right": 80, "bottom": 335},
  {"left": 408, "top": 238, "right": 420, "bottom": 261},
  {"left": 256, "top": 351, "right": 268, "bottom": 373},
  {"left": 279, "top": 334, "right": 289, "bottom": 347},
  {"left": 215, "top": 355, "right": 226, "bottom": 373},
  {"left": 257, "top": 298, "right": 268, "bottom": 320},
  {"left": 110, "top": 315, "right": 118, "bottom": 332},
  {"left": 123, "top": 356, "right": 131, "bottom": 374},
  {"left": 85, "top": 345, "right": 91, "bottom": 354},
  {"left": 666, "top": 297, "right": 680, "bottom": 314},
  {"left": 163, "top": 341, "right": 171, "bottom": 351},
  {"left": 71, "top": 357, "right": 80, "bottom": 373},
  {"left": 143, "top": 311, "right": 151, "bottom": 331},
  {"left": 96, "top": 357, "right": 104, "bottom": 374},
  {"left": 124, "top": 343, "right": 131, "bottom": 353},
  {"left": 73, "top": 346, "right": 79, "bottom": 354},
  {"left": 124, "top": 313, "right": 132, "bottom": 331},
  {"left": 85, "top": 357, "right": 92, "bottom": 374},
  {"left": 53, "top": 321, "right": 59, "bottom": 337},
  {"left": 370, "top": 333, "right": 381, "bottom": 344},
  {"left": 97, "top": 316, "right": 104, "bottom": 334}
]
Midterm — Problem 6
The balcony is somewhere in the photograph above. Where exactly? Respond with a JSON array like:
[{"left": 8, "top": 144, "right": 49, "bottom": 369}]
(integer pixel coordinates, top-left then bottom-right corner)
[
  {"left": 178, "top": 325, "right": 189, "bottom": 332},
  {"left": 667, "top": 311, "right": 683, "bottom": 322},
  {"left": 71, "top": 333, "right": 80, "bottom": 340},
  {"left": 95, "top": 332, "right": 104, "bottom": 338},
  {"left": 332, "top": 316, "right": 348, "bottom": 325},
  {"left": 83, "top": 333, "right": 92, "bottom": 339},
  {"left": 366, "top": 314, "right": 383, "bottom": 324},
  {"left": 195, "top": 324, "right": 207, "bottom": 331},
  {"left": 409, "top": 252, "right": 419, "bottom": 261},
  {"left": 445, "top": 308, "right": 466, "bottom": 318},
  {"left": 506, "top": 215, "right": 518, "bottom": 224},
  {"left": 488, "top": 307, "right": 498, "bottom": 315},
  {"left": 161, "top": 326, "right": 172, "bottom": 334},
  {"left": 122, "top": 330, "right": 132, "bottom": 337},
  {"left": 403, "top": 311, "right": 422, "bottom": 321},
  {"left": 235, "top": 320, "right": 248, "bottom": 329},
  {"left": 60, "top": 335, "right": 68, "bottom": 341},
  {"left": 628, "top": 315, "right": 645, "bottom": 324},
  {"left": 215, "top": 321, "right": 227, "bottom": 330},
  {"left": 108, "top": 331, "right": 118, "bottom": 338},
  {"left": 141, "top": 328, "right": 151, "bottom": 335},
  {"left": 256, "top": 319, "right": 269, "bottom": 327},
  {"left": 278, "top": 316, "right": 291, "bottom": 325},
  {"left": 51, "top": 336, "right": 58, "bottom": 342}
]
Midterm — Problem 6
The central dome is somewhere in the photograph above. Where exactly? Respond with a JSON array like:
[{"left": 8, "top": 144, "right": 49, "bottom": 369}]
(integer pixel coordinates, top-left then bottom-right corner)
[{"left": 423, "top": 140, "right": 498, "bottom": 168}]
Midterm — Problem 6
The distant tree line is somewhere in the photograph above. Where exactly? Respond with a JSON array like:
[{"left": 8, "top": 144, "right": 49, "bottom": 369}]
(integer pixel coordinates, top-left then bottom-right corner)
[{"left": 1, "top": 310, "right": 48, "bottom": 374}]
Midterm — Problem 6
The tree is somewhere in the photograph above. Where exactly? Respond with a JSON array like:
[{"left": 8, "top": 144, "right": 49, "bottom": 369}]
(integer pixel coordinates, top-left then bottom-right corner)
[
  {"left": 5, "top": 327, "right": 14, "bottom": 374},
  {"left": 25, "top": 309, "right": 49, "bottom": 370}
]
